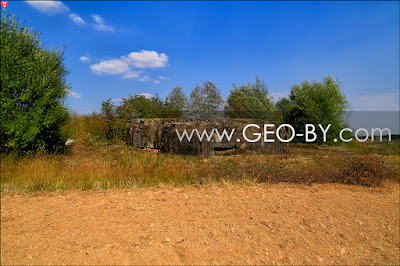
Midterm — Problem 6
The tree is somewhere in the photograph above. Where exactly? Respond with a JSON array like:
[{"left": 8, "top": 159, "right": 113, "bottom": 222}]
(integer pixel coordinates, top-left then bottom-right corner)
[
  {"left": 280, "top": 76, "right": 349, "bottom": 144},
  {"left": 225, "top": 76, "right": 278, "bottom": 121},
  {"left": 189, "top": 81, "right": 224, "bottom": 118},
  {"left": 101, "top": 98, "right": 116, "bottom": 121},
  {"left": 1, "top": 12, "right": 69, "bottom": 152},
  {"left": 165, "top": 86, "right": 188, "bottom": 117},
  {"left": 119, "top": 94, "right": 166, "bottom": 119}
]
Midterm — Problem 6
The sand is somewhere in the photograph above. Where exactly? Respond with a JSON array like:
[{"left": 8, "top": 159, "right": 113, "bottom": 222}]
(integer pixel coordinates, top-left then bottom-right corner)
[{"left": 1, "top": 182, "right": 399, "bottom": 265}]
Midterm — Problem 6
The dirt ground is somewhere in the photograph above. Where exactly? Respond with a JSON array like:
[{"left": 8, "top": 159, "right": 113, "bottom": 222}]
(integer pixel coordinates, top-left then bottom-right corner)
[{"left": 1, "top": 182, "right": 399, "bottom": 265}]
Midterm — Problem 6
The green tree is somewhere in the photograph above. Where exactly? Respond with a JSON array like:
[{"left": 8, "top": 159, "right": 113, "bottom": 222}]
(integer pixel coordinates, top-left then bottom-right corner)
[
  {"left": 119, "top": 94, "right": 166, "bottom": 119},
  {"left": 280, "top": 76, "right": 349, "bottom": 144},
  {"left": 276, "top": 97, "right": 294, "bottom": 122},
  {"left": 189, "top": 81, "right": 224, "bottom": 118},
  {"left": 1, "top": 12, "right": 69, "bottom": 152},
  {"left": 165, "top": 86, "right": 188, "bottom": 117},
  {"left": 225, "top": 76, "right": 278, "bottom": 121},
  {"left": 101, "top": 98, "right": 116, "bottom": 121}
]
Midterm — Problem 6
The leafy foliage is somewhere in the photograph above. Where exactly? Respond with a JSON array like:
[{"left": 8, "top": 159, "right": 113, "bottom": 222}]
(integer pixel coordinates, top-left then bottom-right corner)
[
  {"left": 1, "top": 12, "right": 69, "bottom": 152},
  {"left": 165, "top": 86, "right": 188, "bottom": 117},
  {"left": 189, "top": 81, "right": 224, "bottom": 118},
  {"left": 277, "top": 76, "right": 349, "bottom": 144},
  {"left": 225, "top": 76, "right": 279, "bottom": 121},
  {"left": 101, "top": 93, "right": 189, "bottom": 140}
]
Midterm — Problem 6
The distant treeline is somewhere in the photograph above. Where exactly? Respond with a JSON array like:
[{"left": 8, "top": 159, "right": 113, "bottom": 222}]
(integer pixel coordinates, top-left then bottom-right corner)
[
  {"left": 382, "top": 134, "right": 400, "bottom": 141},
  {"left": 101, "top": 76, "right": 349, "bottom": 144}
]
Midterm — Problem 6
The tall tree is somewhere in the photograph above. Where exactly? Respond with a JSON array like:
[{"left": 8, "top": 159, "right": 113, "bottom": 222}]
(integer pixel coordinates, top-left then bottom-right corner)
[
  {"left": 189, "top": 81, "right": 224, "bottom": 118},
  {"left": 165, "top": 86, "right": 188, "bottom": 117},
  {"left": 225, "top": 76, "right": 278, "bottom": 121},
  {"left": 279, "top": 76, "right": 349, "bottom": 144},
  {"left": 1, "top": 12, "right": 69, "bottom": 152}
]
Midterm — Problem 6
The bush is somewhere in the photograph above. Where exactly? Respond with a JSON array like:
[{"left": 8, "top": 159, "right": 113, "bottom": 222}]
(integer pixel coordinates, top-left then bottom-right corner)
[
  {"left": 255, "top": 154, "right": 398, "bottom": 187},
  {"left": 335, "top": 155, "right": 398, "bottom": 187},
  {"left": 1, "top": 12, "right": 69, "bottom": 152}
]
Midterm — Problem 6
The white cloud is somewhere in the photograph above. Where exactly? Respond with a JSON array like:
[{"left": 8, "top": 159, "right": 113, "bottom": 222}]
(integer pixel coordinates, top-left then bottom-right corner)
[
  {"left": 25, "top": 0, "right": 69, "bottom": 15},
  {"left": 138, "top": 75, "right": 151, "bottom": 82},
  {"left": 67, "top": 89, "right": 81, "bottom": 99},
  {"left": 123, "top": 50, "right": 169, "bottom": 69},
  {"left": 122, "top": 71, "right": 140, "bottom": 79},
  {"left": 350, "top": 92, "right": 400, "bottom": 111},
  {"left": 88, "top": 50, "right": 169, "bottom": 82},
  {"left": 158, "top": 76, "right": 168, "bottom": 80},
  {"left": 69, "top": 13, "right": 86, "bottom": 26},
  {"left": 138, "top": 93, "right": 153, "bottom": 99},
  {"left": 90, "top": 59, "right": 130, "bottom": 75},
  {"left": 91, "top": 14, "right": 115, "bottom": 33},
  {"left": 80, "top": 56, "right": 90, "bottom": 62}
]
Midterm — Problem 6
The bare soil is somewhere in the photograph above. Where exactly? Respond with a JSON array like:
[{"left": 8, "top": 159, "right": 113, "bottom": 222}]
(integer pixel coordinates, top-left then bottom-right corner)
[{"left": 1, "top": 182, "right": 399, "bottom": 265}]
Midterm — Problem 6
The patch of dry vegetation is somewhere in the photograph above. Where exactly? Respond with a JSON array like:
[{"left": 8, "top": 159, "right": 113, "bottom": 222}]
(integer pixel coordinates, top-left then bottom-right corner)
[
  {"left": 1, "top": 140, "right": 398, "bottom": 192},
  {"left": 1, "top": 115, "right": 398, "bottom": 192}
]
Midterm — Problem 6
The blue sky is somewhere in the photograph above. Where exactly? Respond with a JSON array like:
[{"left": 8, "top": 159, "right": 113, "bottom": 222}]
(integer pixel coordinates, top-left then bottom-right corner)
[{"left": 5, "top": 0, "right": 400, "bottom": 114}]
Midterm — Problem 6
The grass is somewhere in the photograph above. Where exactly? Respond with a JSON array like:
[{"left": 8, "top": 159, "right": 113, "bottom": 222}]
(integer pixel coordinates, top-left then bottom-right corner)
[
  {"left": 1, "top": 139, "right": 398, "bottom": 192},
  {"left": 1, "top": 115, "right": 399, "bottom": 192}
]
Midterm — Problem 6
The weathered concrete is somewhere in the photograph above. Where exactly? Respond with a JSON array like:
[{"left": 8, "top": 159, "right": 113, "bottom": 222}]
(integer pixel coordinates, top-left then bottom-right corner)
[{"left": 127, "top": 118, "right": 286, "bottom": 156}]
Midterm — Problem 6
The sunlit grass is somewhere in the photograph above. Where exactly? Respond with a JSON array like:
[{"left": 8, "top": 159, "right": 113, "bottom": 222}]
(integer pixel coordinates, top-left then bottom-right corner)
[
  {"left": 1, "top": 138, "right": 399, "bottom": 192},
  {"left": 1, "top": 114, "right": 398, "bottom": 192}
]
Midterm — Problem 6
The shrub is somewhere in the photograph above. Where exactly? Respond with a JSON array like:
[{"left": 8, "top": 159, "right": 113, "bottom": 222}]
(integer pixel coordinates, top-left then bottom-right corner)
[
  {"left": 335, "top": 155, "right": 398, "bottom": 187},
  {"left": 1, "top": 12, "right": 69, "bottom": 152}
]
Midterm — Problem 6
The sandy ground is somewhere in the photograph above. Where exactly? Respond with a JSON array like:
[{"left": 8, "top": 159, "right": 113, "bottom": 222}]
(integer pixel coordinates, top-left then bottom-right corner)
[{"left": 1, "top": 182, "right": 399, "bottom": 265}]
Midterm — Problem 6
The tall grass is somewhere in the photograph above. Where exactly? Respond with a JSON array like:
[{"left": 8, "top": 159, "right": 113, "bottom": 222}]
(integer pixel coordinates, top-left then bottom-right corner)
[
  {"left": 61, "top": 112, "right": 108, "bottom": 143},
  {"left": 1, "top": 114, "right": 399, "bottom": 192},
  {"left": 1, "top": 140, "right": 398, "bottom": 192}
]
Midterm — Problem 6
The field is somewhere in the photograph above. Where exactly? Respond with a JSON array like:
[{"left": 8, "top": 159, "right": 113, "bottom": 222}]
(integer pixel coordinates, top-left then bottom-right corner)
[
  {"left": 1, "top": 116, "right": 399, "bottom": 265},
  {"left": 2, "top": 182, "right": 399, "bottom": 265}
]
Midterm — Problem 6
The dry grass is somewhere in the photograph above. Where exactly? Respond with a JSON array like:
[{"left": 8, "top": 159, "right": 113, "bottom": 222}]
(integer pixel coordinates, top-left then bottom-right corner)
[
  {"left": 1, "top": 138, "right": 399, "bottom": 192},
  {"left": 1, "top": 115, "right": 398, "bottom": 192}
]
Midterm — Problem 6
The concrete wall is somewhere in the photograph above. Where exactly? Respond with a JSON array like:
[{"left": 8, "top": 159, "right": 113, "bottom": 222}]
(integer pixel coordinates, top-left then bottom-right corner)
[{"left": 127, "top": 118, "right": 286, "bottom": 156}]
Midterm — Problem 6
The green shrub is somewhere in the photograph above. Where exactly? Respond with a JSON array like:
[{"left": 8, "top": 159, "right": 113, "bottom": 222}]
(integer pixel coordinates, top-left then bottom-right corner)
[{"left": 1, "top": 12, "right": 69, "bottom": 152}]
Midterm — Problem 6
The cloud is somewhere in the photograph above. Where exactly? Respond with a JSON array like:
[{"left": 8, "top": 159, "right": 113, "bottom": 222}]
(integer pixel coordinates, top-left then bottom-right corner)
[
  {"left": 123, "top": 50, "right": 169, "bottom": 69},
  {"left": 138, "top": 75, "right": 151, "bottom": 82},
  {"left": 158, "top": 76, "right": 168, "bottom": 80},
  {"left": 89, "top": 50, "right": 169, "bottom": 82},
  {"left": 91, "top": 14, "right": 115, "bottom": 33},
  {"left": 67, "top": 89, "right": 81, "bottom": 99},
  {"left": 138, "top": 93, "right": 153, "bottom": 99},
  {"left": 80, "top": 56, "right": 90, "bottom": 62},
  {"left": 25, "top": 0, "right": 69, "bottom": 15},
  {"left": 90, "top": 59, "right": 130, "bottom": 75},
  {"left": 350, "top": 92, "right": 400, "bottom": 111},
  {"left": 122, "top": 71, "right": 140, "bottom": 79},
  {"left": 69, "top": 13, "right": 86, "bottom": 26}
]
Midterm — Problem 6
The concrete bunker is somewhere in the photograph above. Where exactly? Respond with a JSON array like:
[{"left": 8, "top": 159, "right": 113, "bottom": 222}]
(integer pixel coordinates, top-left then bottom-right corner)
[{"left": 127, "top": 118, "right": 286, "bottom": 156}]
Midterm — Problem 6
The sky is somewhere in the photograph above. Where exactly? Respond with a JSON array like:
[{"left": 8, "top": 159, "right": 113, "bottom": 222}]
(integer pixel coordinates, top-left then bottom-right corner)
[{"left": 4, "top": 0, "right": 400, "bottom": 114}]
